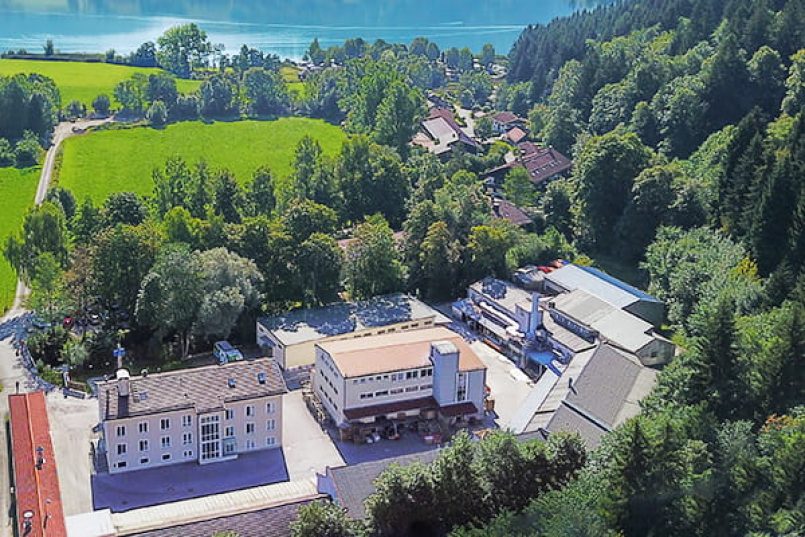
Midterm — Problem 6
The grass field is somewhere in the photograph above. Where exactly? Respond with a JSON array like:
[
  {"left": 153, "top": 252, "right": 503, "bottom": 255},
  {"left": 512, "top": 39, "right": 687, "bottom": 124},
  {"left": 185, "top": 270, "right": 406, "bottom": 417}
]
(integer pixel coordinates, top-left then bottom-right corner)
[
  {"left": 0, "top": 59, "right": 201, "bottom": 107},
  {"left": 0, "top": 167, "right": 39, "bottom": 312},
  {"left": 280, "top": 65, "right": 306, "bottom": 98},
  {"left": 57, "top": 118, "right": 347, "bottom": 202}
]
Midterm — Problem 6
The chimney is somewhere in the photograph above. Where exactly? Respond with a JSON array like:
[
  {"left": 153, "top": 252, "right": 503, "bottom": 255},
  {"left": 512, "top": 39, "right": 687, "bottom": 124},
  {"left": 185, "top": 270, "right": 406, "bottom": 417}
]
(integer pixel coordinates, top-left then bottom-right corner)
[
  {"left": 527, "top": 292, "right": 542, "bottom": 340},
  {"left": 116, "top": 369, "right": 130, "bottom": 398}
]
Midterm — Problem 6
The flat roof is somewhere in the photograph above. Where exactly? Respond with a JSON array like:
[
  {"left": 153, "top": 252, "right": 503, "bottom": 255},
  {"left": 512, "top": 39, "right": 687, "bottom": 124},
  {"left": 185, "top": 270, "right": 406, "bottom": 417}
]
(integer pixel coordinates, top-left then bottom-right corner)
[
  {"left": 318, "top": 326, "right": 485, "bottom": 378},
  {"left": 9, "top": 391, "right": 68, "bottom": 537},
  {"left": 258, "top": 293, "right": 448, "bottom": 347},
  {"left": 545, "top": 264, "right": 661, "bottom": 308},
  {"left": 98, "top": 358, "right": 287, "bottom": 421},
  {"left": 469, "top": 277, "right": 533, "bottom": 316}
]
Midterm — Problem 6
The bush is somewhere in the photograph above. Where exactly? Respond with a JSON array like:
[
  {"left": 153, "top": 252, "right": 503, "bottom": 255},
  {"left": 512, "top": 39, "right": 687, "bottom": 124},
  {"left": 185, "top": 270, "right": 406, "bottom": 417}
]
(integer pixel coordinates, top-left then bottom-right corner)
[
  {"left": 66, "top": 99, "right": 86, "bottom": 119},
  {"left": 14, "top": 131, "right": 41, "bottom": 167},
  {"left": 146, "top": 100, "right": 168, "bottom": 126},
  {"left": 172, "top": 94, "right": 200, "bottom": 120},
  {"left": 0, "top": 137, "right": 14, "bottom": 166},
  {"left": 92, "top": 94, "right": 111, "bottom": 116}
]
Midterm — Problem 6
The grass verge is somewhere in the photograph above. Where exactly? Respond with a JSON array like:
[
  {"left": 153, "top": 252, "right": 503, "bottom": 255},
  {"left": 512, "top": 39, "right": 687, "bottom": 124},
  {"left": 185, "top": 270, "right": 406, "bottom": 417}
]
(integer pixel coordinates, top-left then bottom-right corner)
[{"left": 0, "top": 166, "right": 39, "bottom": 313}]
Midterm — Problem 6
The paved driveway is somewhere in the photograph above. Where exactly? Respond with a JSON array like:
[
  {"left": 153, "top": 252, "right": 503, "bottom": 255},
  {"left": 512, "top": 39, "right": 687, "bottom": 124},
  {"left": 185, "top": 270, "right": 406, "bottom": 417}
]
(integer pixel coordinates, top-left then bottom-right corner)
[
  {"left": 281, "top": 390, "right": 344, "bottom": 480},
  {"left": 91, "top": 447, "right": 288, "bottom": 512},
  {"left": 470, "top": 341, "right": 534, "bottom": 430}
]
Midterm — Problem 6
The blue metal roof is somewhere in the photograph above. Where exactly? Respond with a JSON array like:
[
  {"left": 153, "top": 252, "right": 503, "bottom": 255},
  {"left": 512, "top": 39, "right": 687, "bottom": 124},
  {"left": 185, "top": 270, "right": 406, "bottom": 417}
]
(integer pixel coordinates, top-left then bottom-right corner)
[
  {"left": 577, "top": 266, "right": 661, "bottom": 303},
  {"left": 527, "top": 350, "right": 562, "bottom": 376}
]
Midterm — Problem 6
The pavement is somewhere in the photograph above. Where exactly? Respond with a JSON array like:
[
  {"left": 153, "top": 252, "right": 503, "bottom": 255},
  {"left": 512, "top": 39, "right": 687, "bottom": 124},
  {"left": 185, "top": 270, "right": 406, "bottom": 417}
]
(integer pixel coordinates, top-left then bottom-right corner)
[
  {"left": 46, "top": 393, "right": 97, "bottom": 516},
  {"left": 469, "top": 340, "right": 535, "bottom": 430},
  {"left": 91, "top": 447, "right": 289, "bottom": 512},
  {"left": 329, "top": 426, "right": 439, "bottom": 466},
  {"left": 281, "top": 390, "right": 344, "bottom": 480}
]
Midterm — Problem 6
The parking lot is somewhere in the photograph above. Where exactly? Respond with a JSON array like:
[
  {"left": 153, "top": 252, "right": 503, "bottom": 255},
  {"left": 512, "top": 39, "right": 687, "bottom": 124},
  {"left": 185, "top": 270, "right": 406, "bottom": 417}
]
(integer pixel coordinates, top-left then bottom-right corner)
[{"left": 47, "top": 393, "right": 97, "bottom": 515}]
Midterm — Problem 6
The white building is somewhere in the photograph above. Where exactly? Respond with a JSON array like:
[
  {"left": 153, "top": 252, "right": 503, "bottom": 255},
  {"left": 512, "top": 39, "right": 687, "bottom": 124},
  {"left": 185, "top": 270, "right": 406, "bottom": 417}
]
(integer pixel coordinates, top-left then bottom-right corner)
[
  {"left": 313, "top": 327, "right": 487, "bottom": 430},
  {"left": 97, "top": 358, "right": 286, "bottom": 474},
  {"left": 257, "top": 294, "right": 449, "bottom": 370}
]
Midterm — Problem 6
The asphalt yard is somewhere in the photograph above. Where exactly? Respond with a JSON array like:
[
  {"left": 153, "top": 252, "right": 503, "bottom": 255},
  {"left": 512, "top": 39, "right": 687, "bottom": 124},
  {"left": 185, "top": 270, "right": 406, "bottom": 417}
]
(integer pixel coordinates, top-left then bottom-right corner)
[
  {"left": 469, "top": 340, "right": 535, "bottom": 430},
  {"left": 91, "top": 447, "right": 289, "bottom": 512},
  {"left": 329, "top": 424, "right": 440, "bottom": 466}
]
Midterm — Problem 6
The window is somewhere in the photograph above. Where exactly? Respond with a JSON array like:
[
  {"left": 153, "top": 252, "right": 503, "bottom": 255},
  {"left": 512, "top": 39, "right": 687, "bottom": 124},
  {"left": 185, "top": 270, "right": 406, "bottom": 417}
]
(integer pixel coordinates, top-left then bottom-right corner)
[
  {"left": 266, "top": 437, "right": 276, "bottom": 447},
  {"left": 182, "top": 432, "right": 192, "bottom": 445},
  {"left": 456, "top": 373, "right": 467, "bottom": 402},
  {"left": 360, "top": 392, "right": 374, "bottom": 399},
  {"left": 391, "top": 373, "right": 398, "bottom": 382},
  {"left": 224, "top": 442, "right": 236, "bottom": 455},
  {"left": 405, "top": 386, "right": 419, "bottom": 392},
  {"left": 161, "top": 436, "right": 171, "bottom": 449},
  {"left": 420, "top": 384, "right": 433, "bottom": 390},
  {"left": 182, "top": 415, "right": 192, "bottom": 427},
  {"left": 266, "top": 402, "right": 275, "bottom": 413},
  {"left": 139, "top": 440, "right": 149, "bottom": 452},
  {"left": 406, "top": 371, "right": 419, "bottom": 379},
  {"left": 116, "top": 425, "right": 126, "bottom": 437},
  {"left": 183, "top": 450, "right": 193, "bottom": 458},
  {"left": 246, "top": 439, "right": 256, "bottom": 450},
  {"left": 246, "top": 423, "right": 255, "bottom": 435},
  {"left": 138, "top": 422, "right": 148, "bottom": 434},
  {"left": 139, "top": 457, "right": 149, "bottom": 465},
  {"left": 116, "top": 444, "right": 127, "bottom": 455},
  {"left": 246, "top": 405, "right": 255, "bottom": 417},
  {"left": 375, "top": 390, "right": 389, "bottom": 397},
  {"left": 160, "top": 418, "right": 170, "bottom": 430},
  {"left": 162, "top": 453, "right": 171, "bottom": 461},
  {"left": 266, "top": 419, "right": 275, "bottom": 431},
  {"left": 225, "top": 409, "right": 234, "bottom": 420},
  {"left": 116, "top": 461, "right": 127, "bottom": 469},
  {"left": 225, "top": 426, "right": 235, "bottom": 437},
  {"left": 421, "top": 368, "right": 433, "bottom": 377},
  {"left": 390, "top": 388, "right": 404, "bottom": 395}
]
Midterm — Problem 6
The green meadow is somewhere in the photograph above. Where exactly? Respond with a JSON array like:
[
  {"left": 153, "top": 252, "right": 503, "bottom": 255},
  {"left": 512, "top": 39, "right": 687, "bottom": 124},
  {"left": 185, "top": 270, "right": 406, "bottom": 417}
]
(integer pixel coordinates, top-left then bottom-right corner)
[
  {"left": 0, "top": 59, "right": 201, "bottom": 107},
  {"left": 57, "top": 118, "right": 347, "bottom": 202},
  {"left": 0, "top": 167, "right": 39, "bottom": 312}
]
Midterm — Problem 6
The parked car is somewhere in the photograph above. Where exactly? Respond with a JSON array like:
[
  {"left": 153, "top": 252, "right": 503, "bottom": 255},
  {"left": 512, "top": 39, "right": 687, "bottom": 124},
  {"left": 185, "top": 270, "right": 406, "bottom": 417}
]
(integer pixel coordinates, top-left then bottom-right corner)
[
  {"left": 63, "top": 316, "right": 74, "bottom": 329},
  {"left": 214, "top": 341, "right": 244, "bottom": 365}
]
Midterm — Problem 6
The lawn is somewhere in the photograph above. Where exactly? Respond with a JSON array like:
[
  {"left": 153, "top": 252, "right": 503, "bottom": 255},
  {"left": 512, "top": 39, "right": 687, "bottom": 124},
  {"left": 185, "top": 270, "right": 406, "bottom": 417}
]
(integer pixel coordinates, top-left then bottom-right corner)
[
  {"left": 0, "top": 59, "right": 201, "bottom": 107},
  {"left": 0, "top": 167, "right": 39, "bottom": 313},
  {"left": 281, "top": 65, "right": 306, "bottom": 98},
  {"left": 57, "top": 118, "right": 347, "bottom": 202}
]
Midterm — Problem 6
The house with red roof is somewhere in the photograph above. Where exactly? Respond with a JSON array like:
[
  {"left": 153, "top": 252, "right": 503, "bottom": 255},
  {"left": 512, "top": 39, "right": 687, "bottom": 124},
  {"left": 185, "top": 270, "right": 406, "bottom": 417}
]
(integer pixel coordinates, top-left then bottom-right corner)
[
  {"left": 492, "top": 111, "right": 526, "bottom": 134},
  {"left": 485, "top": 142, "right": 573, "bottom": 187},
  {"left": 8, "top": 391, "right": 67, "bottom": 537}
]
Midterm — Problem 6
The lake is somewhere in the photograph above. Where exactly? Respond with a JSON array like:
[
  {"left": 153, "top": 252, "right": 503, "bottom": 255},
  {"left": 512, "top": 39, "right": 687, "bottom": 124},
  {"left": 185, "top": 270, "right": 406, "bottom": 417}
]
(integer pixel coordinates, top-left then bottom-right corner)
[{"left": 0, "top": 0, "right": 609, "bottom": 59}]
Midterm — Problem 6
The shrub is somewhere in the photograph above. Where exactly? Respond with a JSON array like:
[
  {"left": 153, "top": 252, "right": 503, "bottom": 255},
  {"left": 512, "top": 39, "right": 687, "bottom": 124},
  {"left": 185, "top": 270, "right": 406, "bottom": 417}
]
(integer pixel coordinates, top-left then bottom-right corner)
[
  {"left": 146, "top": 100, "right": 168, "bottom": 126},
  {"left": 92, "top": 94, "right": 111, "bottom": 116},
  {"left": 0, "top": 137, "right": 14, "bottom": 166},
  {"left": 14, "top": 131, "right": 41, "bottom": 167},
  {"left": 66, "top": 99, "right": 86, "bottom": 119},
  {"left": 172, "top": 94, "right": 201, "bottom": 120}
]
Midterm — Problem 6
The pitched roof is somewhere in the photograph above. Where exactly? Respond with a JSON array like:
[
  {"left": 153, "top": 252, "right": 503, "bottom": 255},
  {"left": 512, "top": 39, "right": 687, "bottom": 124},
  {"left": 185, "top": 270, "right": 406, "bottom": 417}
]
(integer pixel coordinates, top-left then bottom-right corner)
[
  {"left": 129, "top": 496, "right": 325, "bottom": 537},
  {"left": 540, "top": 344, "right": 658, "bottom": 448},
  {"left": 258, "top": 294, "right": 448, "bottom": 347},
  {"left": 318, "top": 326, "right": 485, "bottom": 378},
  {"left": 98, "top": 358, "right": 287, "bottom": 421},
  {"left": 8, "top": 391, "right": 68, "bottom": 537},
  {"left": 327, "top": 450, "right": 440, "bottom": 519},
  {"left": 493, "top": 111, "right": 522, "bottom": 124},
  {"left": 520, "top": 146, "right": 573, "bottom": 184},
  {"left": 505, "top": 127, "right": 528, "bottom": 144},
  {"left": 493, "top": 199, "right": 532, "bottom": 227},
  {"left": 427, "top": 107, "right": 481, "bottom": 149}
]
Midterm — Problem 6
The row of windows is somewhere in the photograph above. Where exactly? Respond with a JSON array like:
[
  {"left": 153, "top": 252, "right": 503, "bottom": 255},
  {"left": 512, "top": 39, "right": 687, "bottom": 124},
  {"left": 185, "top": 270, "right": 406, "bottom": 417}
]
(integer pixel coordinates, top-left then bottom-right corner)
[
  {"left": 359, "top": 384, "right": 433, "bottom": 399},
  {"left": 115, "top": 404, "right": 276, "bottom": 437},
  {"left": 318, "top": 383, "right": 339, "bottom": 411},
  {"left": 352, "top": 367, "right": 433, "bottom": 385}
]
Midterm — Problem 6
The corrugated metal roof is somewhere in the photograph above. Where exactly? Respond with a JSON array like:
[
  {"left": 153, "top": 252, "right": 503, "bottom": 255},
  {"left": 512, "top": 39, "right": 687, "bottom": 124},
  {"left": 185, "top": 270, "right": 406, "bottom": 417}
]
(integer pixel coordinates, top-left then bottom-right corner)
[{"left": 545, "top": 264, "right": 659, "bottom": 309}]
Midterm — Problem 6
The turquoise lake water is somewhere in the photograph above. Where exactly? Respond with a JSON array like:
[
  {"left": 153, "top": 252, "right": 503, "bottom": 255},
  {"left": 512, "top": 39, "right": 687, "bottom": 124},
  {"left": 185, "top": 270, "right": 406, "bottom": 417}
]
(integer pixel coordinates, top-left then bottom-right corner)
[{"left": 0, "top": 0, "right": 608, "bottom": 59}]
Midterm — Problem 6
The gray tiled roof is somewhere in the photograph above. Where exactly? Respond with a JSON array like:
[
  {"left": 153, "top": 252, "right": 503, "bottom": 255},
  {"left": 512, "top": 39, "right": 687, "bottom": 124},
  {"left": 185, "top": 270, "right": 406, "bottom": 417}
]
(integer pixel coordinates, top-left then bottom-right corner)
[
  {"left": 99, "top": 358, "right": 287, "bottom": 420},
  {"left": 258, "top": 294, "right": 449, "bottom": 347},
  {"left": 328, "top": 450, "right": 440, "bottom": 519},
  {"left": 129, "top": 496, "right": 325, "bottom": 537},
  {"left": 545, "top": 403, "right": 609, "bottom": 449}
]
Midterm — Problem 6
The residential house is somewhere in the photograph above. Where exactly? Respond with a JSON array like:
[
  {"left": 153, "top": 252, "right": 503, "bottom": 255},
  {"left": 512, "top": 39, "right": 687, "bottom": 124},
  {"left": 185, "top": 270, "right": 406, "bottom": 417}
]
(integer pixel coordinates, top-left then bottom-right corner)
[
  {"left": 486, "top": 142, "right": 573, "bottom": 186},
  {"left": 257, "top": 294, "right": 449, "bottom": 370},
  {"left": 504, "top": 126, "right": 528, "bottom": 145},
  {"left": 97, "top": 358, "right": 286, "bottom": 474},
  {"left": 313, "top": 327, "right": 487, "bottom": 432},
  {"left": 492, "top": 198, "right": 533, "bottom": 229},
  {"left": 412, "top": 107, "right": 481, "bottom": 159},
  {"left": 492, "top": 111, "right": 526, "bottom": 134}
]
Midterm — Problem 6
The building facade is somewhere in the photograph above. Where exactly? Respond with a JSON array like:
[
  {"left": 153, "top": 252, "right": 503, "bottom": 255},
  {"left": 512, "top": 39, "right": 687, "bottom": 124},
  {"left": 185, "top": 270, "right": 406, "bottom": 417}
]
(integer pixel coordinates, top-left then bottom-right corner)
[
  {"left": 98, "top": 359, "right": 286, "bottom": 475},
  {"left": 313, "top": 327, "right": 487, "bottom": 430}
]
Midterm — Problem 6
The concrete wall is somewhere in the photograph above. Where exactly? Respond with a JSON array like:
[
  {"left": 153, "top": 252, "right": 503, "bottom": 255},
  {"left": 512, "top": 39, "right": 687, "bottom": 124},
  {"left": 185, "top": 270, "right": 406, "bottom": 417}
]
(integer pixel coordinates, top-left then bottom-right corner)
[{"left": 103, "top": 394, "right": 283, "bottom": 475}]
